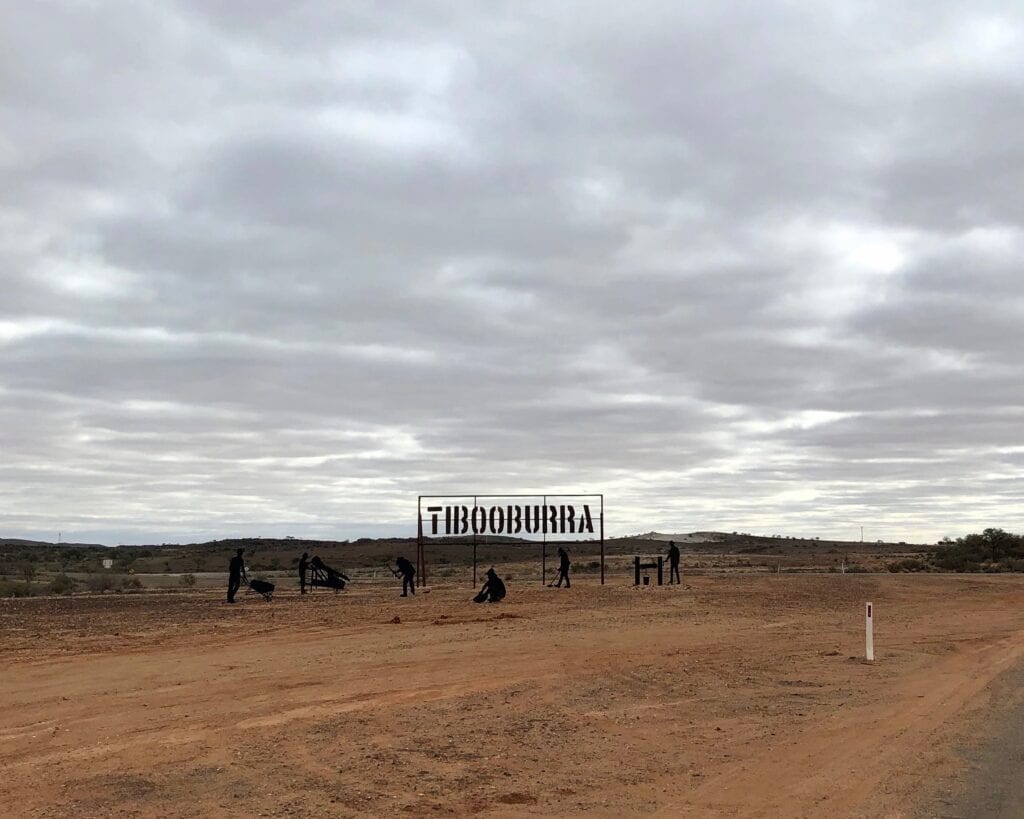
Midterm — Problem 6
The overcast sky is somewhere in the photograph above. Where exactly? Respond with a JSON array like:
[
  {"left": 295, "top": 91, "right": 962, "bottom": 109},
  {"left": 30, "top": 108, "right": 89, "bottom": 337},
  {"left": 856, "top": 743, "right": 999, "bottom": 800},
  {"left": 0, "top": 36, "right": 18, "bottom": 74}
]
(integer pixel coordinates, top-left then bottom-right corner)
[{"left": 2, "top": 1, "right": 1023, "bottom": 545}]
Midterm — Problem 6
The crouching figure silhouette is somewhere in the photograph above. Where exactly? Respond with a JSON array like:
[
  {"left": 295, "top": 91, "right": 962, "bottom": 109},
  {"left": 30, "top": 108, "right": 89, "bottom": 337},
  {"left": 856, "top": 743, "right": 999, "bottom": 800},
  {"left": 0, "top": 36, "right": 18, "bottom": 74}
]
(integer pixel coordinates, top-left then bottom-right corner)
[{"left": 473, "top": 568, "right": 506, "bottom": 604}]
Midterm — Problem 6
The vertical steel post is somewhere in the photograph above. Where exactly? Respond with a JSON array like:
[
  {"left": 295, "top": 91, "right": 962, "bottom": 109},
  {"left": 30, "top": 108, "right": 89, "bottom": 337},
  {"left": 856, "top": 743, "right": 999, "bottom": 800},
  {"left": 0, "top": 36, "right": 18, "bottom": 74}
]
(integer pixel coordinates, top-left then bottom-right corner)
[
  {"left": 542, "top": 494, "right": 547, "bottom": 585},
  {"left": 600, "top": 495, "right": 605, "bottom": 585},
  {"left": 473, "top": 495, "right": 478, "bottom": 587},
  {"left": 416, "top": 496, "right": 424, "bottom": 589}
]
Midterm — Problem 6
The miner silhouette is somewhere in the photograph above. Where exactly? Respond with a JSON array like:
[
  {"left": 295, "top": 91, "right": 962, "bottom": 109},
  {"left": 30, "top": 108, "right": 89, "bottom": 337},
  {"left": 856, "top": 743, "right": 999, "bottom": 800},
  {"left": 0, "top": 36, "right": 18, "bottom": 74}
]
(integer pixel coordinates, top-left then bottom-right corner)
[
  {"left": 298, "top": 552, "right": 309, "bottom": 594},
  {"left": 555, "top": 547, "right": 571, "bottom": 588},
  {"left": 667, "top": 541, "right": 681, "bottom": 584},
  {"left": 394, "top": 556, "right": 416, "bottom": 596},
  {"left": 474, "top": 568, "right": 506, "bottom": 603},
  {"left": 227, "top": 548, "right": 247, "bottom": 603}
]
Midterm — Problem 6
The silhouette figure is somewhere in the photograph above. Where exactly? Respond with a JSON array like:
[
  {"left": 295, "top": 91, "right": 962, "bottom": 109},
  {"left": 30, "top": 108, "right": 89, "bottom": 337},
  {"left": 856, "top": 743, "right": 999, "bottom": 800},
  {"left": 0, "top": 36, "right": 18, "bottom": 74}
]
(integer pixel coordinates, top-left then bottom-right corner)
[
  {"left": 309, "top": 556, "right": 349, "bottom": 592},
  {"left": 667, "top": 541, "right": 681, "bottom": 584},
  {"left": 474, "top": 568, "right": 506, "bottom": 603},
  {"left": 394, "top": 556, "right": 416, "bottom": 597},
  {"left": 298, "top": 552, "right": 309, "bottom": 594},
  {"left": 227, "top": 548, "right": 247, "bottom": 603},
  {"left": 554, "top": 547, "right": 571, "bottom": 588}
]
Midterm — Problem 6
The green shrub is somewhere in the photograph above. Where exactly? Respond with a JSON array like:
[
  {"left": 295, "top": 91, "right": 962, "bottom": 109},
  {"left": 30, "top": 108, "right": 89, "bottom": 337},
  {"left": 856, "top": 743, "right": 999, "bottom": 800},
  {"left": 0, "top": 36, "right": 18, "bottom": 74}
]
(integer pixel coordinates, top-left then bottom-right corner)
[
  {"left": 0, "top": 580, "right": 34, "bottom": 597},
  {"left": 49, "top": 573, "right": 76, "bottom": 595},
  {"left": 933, "top": 528, "right": 1024, "bottom": 572},
  {"left": 179, "top": 573, "right": 197, "bottom": 588},
  {"left": 888, "top": 558, "right": 929, "bottom": 573},
  {"left": 87, "top": 574, "right": 115, "bottom": 593}
]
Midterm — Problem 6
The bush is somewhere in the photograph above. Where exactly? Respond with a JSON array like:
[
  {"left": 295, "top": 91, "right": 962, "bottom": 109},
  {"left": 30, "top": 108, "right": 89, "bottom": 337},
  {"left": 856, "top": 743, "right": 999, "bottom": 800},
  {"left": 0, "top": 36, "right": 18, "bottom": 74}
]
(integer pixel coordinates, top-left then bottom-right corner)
[
  {"left": 88, "top": 574, "right": 116, "bottom": 593},
  {"left": 179, "top": 573, "right": 197, "bottom": 588},
  {"left": 931, "top": 528, "right": 1024, "bottom": 572},
  {"left": 0, "top": 580, "right": 34, "bottom": 597},
  {"left": 49, "top": 573, "right": 76, "bottom": 595},
  {"left": 87, "top": 574, "right": 141, "bottom": 593},
  {"left": 888, "top": 558, "right": 929, "bottom": 573}
]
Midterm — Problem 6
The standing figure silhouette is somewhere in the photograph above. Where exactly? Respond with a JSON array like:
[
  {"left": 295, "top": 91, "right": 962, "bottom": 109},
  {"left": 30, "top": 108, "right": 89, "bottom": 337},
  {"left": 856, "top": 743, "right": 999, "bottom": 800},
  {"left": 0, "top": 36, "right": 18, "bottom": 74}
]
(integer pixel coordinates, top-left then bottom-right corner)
[
  {"left": 667, "top": 541, "right": 681, "bottom": 584},
  {"left": 555, "top": 547, "right": 571, "bottom": 588},
  {"left": 227, "top": 548, "right": 247, "bottom": 603}
]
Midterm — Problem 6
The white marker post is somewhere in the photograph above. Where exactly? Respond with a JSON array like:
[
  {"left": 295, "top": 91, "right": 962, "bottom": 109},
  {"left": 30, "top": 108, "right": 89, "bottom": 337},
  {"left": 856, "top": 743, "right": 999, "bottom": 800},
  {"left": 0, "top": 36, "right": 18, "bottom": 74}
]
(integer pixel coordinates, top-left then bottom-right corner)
[{"left": 865, "top": 602, "right": 874, "bottom": 662}]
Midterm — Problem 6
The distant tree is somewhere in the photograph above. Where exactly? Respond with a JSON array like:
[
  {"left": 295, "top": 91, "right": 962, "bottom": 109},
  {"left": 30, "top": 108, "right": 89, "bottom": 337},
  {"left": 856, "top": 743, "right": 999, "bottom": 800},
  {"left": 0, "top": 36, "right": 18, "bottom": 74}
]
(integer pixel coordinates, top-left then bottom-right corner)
[
  {"left": 933, "top": 528, "right": 1024, "bottom": 572},
  {"left": 21, "top": 562, "right": 37, "bottom": 585},
  {"left": 981, "top": 527, "right": 1013, "bottom": 563}
]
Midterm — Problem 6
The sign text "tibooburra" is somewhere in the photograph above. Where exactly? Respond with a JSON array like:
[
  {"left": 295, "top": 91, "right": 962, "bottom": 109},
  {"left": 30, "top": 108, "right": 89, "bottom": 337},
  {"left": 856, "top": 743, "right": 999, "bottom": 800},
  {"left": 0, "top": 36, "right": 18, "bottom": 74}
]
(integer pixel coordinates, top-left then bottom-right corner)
[{"left": 424, "top": 504, "right": 596, "bottom": 536}]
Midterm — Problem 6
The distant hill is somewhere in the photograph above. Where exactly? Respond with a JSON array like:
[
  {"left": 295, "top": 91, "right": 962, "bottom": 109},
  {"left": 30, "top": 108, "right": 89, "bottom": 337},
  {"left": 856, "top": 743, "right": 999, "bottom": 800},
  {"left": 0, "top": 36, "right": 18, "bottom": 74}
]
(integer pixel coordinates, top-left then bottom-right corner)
[
  {"left": 632, "top": 531, "right": 929, "bottom": 554},
  {"left": 0, "top": 538, "right": 108, "bottom": 549},
  {"left": 1, "top": 529, "right": 934, "bottom": 578},
  {"left": 635, "top": 532, "right": 725, "bottom": 543}
]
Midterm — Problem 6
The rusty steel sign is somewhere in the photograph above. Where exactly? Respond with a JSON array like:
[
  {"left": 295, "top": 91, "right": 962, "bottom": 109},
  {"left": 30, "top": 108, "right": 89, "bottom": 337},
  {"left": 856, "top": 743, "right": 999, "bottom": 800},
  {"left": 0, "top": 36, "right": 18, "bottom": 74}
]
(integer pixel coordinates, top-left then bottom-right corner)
[
  {"left": 423, "top": 501, "right": 597, "bottom": 537},
  {"left": 416, "top": 493, "right": 605, "bottom": 588}
]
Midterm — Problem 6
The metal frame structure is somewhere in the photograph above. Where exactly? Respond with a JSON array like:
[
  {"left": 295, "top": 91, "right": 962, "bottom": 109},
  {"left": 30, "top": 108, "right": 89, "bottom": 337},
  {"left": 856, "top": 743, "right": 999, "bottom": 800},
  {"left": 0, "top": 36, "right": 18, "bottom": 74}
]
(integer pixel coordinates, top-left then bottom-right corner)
[
  {"left": 634, "top": 555, "right": 664, "bottom": 586},
  {"left": 417, "top": 494, "right": 605, "bottom": 588}
]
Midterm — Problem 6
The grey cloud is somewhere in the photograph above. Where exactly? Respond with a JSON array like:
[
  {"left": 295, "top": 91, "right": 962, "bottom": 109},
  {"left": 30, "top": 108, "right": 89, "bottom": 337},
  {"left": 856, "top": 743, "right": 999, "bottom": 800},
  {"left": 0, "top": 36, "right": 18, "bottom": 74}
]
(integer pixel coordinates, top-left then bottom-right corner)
[{"left": 3, "top": 1, "right": 1024, "bottom": 544}]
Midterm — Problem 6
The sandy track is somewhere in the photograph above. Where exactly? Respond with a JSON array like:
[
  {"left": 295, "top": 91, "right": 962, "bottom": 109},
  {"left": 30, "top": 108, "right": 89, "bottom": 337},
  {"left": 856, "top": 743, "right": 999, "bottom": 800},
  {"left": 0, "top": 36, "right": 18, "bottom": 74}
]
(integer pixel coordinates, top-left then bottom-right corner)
[{"left": 2, "top": 575, "right": 1024, "bottom": 817}]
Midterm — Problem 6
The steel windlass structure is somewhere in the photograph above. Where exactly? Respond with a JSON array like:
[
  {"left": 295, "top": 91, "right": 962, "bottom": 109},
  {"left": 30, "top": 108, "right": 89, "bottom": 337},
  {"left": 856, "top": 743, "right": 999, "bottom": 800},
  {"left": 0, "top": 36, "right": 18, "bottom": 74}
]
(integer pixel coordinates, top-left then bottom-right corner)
[{"left": 416, "top": 493, "right": 605, "bottom": 587}]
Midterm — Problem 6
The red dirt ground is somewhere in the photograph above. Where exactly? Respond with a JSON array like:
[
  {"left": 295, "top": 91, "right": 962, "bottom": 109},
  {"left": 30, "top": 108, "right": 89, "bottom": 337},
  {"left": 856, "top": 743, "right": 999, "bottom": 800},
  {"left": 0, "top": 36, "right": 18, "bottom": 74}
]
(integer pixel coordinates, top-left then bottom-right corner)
[{"left": 3, "top": 574, "right": 1023, "bottom": 817}]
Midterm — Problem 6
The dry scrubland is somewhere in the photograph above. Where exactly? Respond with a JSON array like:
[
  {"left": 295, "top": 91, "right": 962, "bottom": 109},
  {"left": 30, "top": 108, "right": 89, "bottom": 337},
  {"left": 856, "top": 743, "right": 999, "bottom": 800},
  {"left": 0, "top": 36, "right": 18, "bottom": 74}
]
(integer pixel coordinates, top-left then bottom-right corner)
[
  {"left": 3, "top": 572, "right": 1024, "bottom": 817},
  {"left": 0, "top": 532, "right": 933, "bottom": 598}
]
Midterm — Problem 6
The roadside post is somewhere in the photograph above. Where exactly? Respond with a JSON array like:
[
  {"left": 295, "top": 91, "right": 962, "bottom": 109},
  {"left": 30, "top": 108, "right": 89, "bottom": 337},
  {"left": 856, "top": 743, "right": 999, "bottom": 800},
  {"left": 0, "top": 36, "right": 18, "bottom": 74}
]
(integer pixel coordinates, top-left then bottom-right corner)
[{"left": 865, "top": 602, "right": 874, "bottom": 662}]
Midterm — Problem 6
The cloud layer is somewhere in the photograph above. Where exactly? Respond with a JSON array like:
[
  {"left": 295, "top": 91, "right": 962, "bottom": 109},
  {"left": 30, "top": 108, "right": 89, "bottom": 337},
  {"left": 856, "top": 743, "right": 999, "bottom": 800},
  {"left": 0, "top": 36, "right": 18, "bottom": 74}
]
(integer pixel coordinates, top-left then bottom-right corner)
[{"left": 3, "top": 1, "right": 1024, "bottom": 544}]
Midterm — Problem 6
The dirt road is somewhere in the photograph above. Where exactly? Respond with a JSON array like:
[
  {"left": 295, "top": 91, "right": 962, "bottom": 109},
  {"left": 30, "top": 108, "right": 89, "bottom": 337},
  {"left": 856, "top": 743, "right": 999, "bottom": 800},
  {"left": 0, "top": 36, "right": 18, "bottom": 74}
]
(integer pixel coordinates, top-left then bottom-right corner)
[{"left": 2, "top": 575, "right": 1023, "bottom": 817}]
